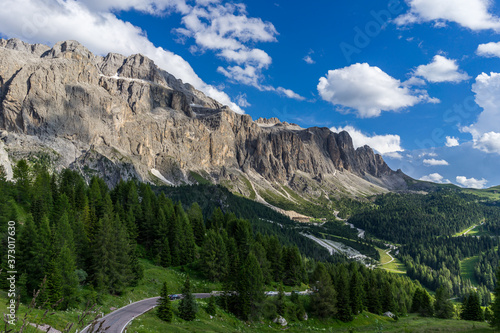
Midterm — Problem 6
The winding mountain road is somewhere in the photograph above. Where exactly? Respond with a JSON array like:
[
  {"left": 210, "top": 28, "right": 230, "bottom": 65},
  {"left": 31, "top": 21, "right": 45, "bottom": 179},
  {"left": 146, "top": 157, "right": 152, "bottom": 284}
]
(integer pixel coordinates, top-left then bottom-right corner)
[{"left": 80, "top": 293, "right": 211, "bottom": 333}]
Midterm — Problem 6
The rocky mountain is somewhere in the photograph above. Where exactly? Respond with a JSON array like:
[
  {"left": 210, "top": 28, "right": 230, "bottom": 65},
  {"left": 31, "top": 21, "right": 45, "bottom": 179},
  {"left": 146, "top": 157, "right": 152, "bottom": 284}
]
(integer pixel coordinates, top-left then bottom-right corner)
[{"left": 0, "top": 38, "right": 407, "bottom": 211}]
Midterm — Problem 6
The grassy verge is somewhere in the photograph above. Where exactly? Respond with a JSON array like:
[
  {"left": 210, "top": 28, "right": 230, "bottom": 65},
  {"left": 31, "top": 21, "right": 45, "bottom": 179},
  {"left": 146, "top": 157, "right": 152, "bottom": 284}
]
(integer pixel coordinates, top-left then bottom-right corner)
[
  {"left": 461, "top": 256, "right": 481, "bottom": 285},
  {"left": 128, "top": 309, "right": 493, "bottom": 332},
  {"left": 377, "top": 247, "right": 407, "bottom": 274}
]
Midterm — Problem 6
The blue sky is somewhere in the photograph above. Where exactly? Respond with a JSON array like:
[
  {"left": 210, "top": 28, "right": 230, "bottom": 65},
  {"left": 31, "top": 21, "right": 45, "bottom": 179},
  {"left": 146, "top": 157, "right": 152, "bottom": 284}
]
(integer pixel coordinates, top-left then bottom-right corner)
[{"left": 1, "top": 0, "right": 500, "bottom": 188}]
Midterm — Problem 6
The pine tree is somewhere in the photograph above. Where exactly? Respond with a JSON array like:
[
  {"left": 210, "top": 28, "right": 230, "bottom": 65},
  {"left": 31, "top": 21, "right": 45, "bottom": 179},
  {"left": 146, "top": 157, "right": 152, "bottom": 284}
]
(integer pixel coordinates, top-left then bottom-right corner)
[
  {"left": 336, "top": 265, "right": 353, "bottom": 322},
  {"left": 283, "top": 246, "right": 305, "bottom": 286},
  {"left": 366, "top": 275, "right": 382, "bottom": 315},
  {"left": 57, "top": 245, "right": 79, "bottom": 309},
  {"left": 178, "top": 206, "right": 196, "bottom": 265},
  {"left": 188, "top": 202, "right": 206, "bottom": 246},
  {"left": 310, "top": 263, "right": 337, "bottom": 318},
  {"left": 381, "top": 281, "right": 396, "bottom": 313},
  {"left": 206, "top": 296, "right": 217, "bottom": 316},
  {"left": 412, "top": 288, "right": 433, "bottom": 317},
  {"left": 266, "top": 236, "right": 283, "bottom": 282},
  {"left": 461, "top": 292, "right": 484, "bottom": 321},
  {"left": 434, "top": 285, "right": 454, "bottom": 319},
  {"left": 167, "top": 209, "right": 181, "bottom": 266},
  {"left": 276, "top": 282, "right": 286, "bottom": 316},
  {"left": 157, "top": 282, "right": 173, "bottom": 322},
  {"left": 201, "top": 230, "right": 228, "bottom": 282},
  {"left": 179, "top": 276, "right": 197, "bottom": 321},
  {"left": 491, "top": 267, "right": 500, "bottom": 329},
  {"left": 13, "top": 159, "right": 31, "bottom": 204},
  {"left": 207, "top": 207, "right": 224, "bottom": 231},
  {"left": 237, "top": 252, "right": 265, "bottom": 320},
  {"left": 349, "top": 270, "right": 364, "bottom": 315},
  {"left": 159, "top": 237, "right": 171, "bottom": 268}
]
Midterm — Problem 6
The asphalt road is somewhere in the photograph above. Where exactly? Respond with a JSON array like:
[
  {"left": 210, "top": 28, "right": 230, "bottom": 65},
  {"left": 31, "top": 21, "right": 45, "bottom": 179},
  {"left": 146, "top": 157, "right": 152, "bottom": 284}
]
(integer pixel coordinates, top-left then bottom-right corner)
[{"left": 80, "top": 293, "right": 211, "bottom": 333}]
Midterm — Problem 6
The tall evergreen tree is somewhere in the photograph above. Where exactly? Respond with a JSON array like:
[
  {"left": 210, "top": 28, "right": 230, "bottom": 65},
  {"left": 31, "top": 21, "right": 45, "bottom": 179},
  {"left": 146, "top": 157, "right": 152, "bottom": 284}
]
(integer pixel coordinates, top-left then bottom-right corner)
[
  {"left": 188, "top": 202, "right": 206, "bottom": 246},
  {"left": 179, "top": 276, "right": 197, "bottom": 321},
  {"left": 206, "top": 296, "right": 217, "bottom": 316},
  {"left": 237, "top": 252, "right": 265, "bottom": 320},
  {"left": 283, "top": 246, "right": 305, "bottom": 286},
  {"left": 491, "top": 267, "right": 500, "bottom": 329},
  {"left": 336, "top": 265, "right": 353, "bottom": 322},
  {"left": 461, "top": 292, "right": 484, "bottom": 321},
  {"left": 276, "top": 282, "right": 286, "bottom": 316},
  {"left": 349, "top": 269, "right": 364, "bottom": 315},
  {"left": 434, "top": 286, "right": 454, "bottom": 319},
  {"left": 310, "top": 263, "right": 337, "bottom": 318},
  {"left": 157, "top": 282, "right": 173, "bottom": 322}
]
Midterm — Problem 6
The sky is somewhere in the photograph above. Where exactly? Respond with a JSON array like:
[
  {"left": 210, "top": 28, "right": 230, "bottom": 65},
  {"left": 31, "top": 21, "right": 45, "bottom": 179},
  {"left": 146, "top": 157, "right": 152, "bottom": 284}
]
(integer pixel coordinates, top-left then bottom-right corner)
[{"left": 1, "top": 0, "right": 500, "bottom": 189}]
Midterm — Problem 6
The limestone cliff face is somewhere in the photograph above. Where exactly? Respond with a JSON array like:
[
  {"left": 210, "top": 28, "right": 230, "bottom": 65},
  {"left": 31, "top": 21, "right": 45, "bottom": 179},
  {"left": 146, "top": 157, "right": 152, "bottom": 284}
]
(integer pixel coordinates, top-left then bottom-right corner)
[{"left": 0, "top": 38, "right": 406, "bottom": 198}]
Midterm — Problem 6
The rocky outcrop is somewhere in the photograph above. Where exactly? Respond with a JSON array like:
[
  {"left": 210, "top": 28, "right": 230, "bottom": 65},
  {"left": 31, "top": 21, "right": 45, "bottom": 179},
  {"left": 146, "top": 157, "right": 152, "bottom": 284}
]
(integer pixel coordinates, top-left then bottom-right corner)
[{"left": 0, "top": 38, "right": 406, "bottom": 199}]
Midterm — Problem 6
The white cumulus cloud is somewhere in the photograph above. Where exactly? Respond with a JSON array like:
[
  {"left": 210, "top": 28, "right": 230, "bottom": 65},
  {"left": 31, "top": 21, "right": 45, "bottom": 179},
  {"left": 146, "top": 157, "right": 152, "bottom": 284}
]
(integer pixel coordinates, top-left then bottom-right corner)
[
  {"left": 423, "top": 159, "right": 449, "bottom": 166},
  {"left": 276, "top": 87, "right": 306, "bottom": 101},
  {"left": 414, "top": 55, "right": 470, "bottom": 83},
  {"left": 420, "top": 173, "right": 451, "bottom": 183},
  {"left": 318, "top": 63, "right": 438, "bottom": 118},
  {"left": 477, "top": 42, "right": 500, "bottom": 58},
  {"left": 456, "top": 176, "right": 488, "bottom": 189},
  {"left": 330, "top": 125, "right": 404, "bottom": 156},
  {"left": 445, "top": 136, "right": 460, "bottom": 147},
  {"left": 395, "top": 0, "right": 500, "bottom": 32},
  {"left": 0, "top": 0, "right": 245, "bottom": 113},
  {"left": 462, "top": 72, "right": 500, "bottom": 154},
  {"left": 303, "top": 55, "right": 315, "bottom": 64}
]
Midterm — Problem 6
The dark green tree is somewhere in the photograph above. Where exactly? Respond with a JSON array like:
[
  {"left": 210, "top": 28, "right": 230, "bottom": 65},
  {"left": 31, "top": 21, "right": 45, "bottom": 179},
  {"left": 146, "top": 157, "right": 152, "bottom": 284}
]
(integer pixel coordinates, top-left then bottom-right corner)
[
  {"left": 206, "top": 296, "right": 217, "bottom": 316},
  {"left": 411, "top": 288, "right": 433, "bottom": 317},
  {"left": 179, "top": 276, "right": 197, "bottom": 321},
  {"left": 157, "top": 282, "right": 173, "bottom": 322},
  {"left": 276, "top": 282, "right": 286, "bottom": 316},
  {"left": 492, "top": 267, "right": 500, "bottom": 329},
  {"left": 310, "top": 263, "right": 337, "bottom": 318},
  {"left": 188, "top": 202, "right": 206, "bottom": 246},
  {"left": 434, "top": 286, "right": 454, "bottom": 319},
  {"left": 336, "top": 265, "right": 353, "bottom": 322},
  {"left": 283, "top": 246, "right": 305, "bottom": 286},
  {"left": 461, "top": 292, "right": 484, "bottom": 321},
  {"left": 349, "top": 270, "right": 364, "bottom": 315}
]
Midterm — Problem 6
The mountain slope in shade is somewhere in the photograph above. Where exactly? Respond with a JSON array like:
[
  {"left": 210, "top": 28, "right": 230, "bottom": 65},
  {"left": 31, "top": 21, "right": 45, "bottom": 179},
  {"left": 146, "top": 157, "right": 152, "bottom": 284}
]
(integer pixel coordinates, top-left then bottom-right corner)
[{"left": 0, "top": 38, "right": 408, "bottom": 208}]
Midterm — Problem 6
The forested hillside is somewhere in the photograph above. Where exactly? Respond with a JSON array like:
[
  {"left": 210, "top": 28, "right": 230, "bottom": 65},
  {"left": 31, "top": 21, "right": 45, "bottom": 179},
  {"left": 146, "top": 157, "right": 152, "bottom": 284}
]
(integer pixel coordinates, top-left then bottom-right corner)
[
  {"left": 348, "top": 189, "right": 500, "bottom": 302},
  {"left": 0, "top": 161, "right": 427, "bottom": 327}
]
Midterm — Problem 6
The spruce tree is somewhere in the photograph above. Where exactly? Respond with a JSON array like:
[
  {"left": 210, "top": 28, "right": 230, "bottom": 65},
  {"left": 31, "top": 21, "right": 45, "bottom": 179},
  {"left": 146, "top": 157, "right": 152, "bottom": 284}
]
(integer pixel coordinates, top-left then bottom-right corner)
[
  {"left": 336, "top": 265, "right": 353, "bottom": 322},
  {"left": 237, "top": 252, "right": 265, "bottom": 320},
  {"left": 57, "top": 245, "right": 79, "bottom": 309},
  {"left": 179, "top": 276, "right": 197, "bottom": 321},
  {"left": 157, "top": 282, "right": 173, "bottom": 322},
  {"left": 461, "top": 292, "right": 484, "bottom": 321},
  {"left": 310, "top": 263, "right": 337, "bottom": 318},
  {"left": 159, "top": 237, "right": 172, "bottom": 268},
  {"left": 276, "top": 282, "right": 286, "bottom": 316},
  {"left": 206, "top": 296, "right": 217, "bottom": 316},
  {"left": 349, "top": 270, "right": 364, "bottom": 315},
  {"left": 283, "top": 246, "right": 305, "bottom": 286},
  {"left": 434, "top": 286, "right": 454, "bottom": 319},
  {"left": 188, "top": 202, "right": 206, "bottom": 246},
  {"left": 491, "top": 267, "right": 500, "bottom": 329}
]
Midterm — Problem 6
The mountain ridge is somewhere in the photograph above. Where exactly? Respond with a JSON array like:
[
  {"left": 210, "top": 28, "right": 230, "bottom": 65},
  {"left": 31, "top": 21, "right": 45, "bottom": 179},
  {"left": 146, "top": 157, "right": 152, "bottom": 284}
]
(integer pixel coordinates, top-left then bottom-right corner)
[{"left": 0, "top": 38, "right": 408, "bottom": 207}]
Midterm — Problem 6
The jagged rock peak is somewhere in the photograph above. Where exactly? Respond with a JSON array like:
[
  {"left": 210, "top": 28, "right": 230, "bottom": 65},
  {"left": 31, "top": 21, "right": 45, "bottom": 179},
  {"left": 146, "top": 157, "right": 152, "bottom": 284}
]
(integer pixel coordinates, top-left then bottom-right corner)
[
  {"left": 0, "top": 38, "right": 407, "bottom": 195},
  {"left": 0, "top": 38, "right": 50, "bottom": 57}
]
